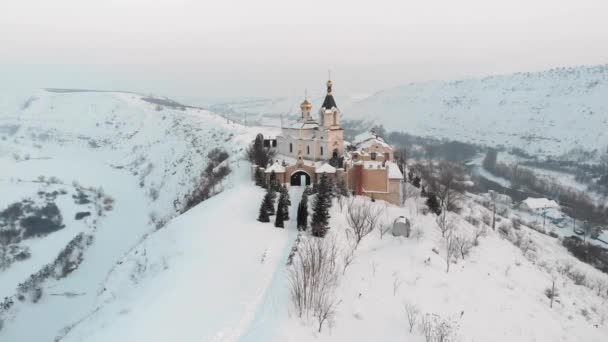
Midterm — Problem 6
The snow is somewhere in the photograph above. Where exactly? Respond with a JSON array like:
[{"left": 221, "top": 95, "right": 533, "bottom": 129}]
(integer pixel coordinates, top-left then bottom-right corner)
[
  {"left": 387, "top": 162, "right": 404, "bottom": 179},
  {"left": 57, "top": 163, "right": 295, "bottom": 342},
  {"left": 521, "top": 197, "right": 560, "bottom": 210},
  {"left": 265, "top": 162, "right": 286, "bottom": 174},
  {"left": 0, "top": 89, "right": 261, "bottom": 341},
  {"left": 344, "top": 65, "right": 608, "bottom": 158},
  {"left": 315, "top": 163, "right": 336, "bottom": 174}
]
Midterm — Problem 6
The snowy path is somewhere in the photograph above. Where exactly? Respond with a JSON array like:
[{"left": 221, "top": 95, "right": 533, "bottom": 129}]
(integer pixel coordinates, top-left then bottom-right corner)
[{"left": 237, "top": 186, "right": 303, "bottom": 342}]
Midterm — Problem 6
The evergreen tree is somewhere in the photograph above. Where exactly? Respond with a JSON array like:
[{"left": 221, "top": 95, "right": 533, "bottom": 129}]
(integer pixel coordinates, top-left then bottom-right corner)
[
  {"left": 269, "top": 170, "right": 280, "bottom": 192},
  {"left": 274, "top": 198, "right": 285, "bottom": 228},
  {"left": 426, "top": 192, "right": 442, "bottom": 216},
  {"left": 281, "top": 184, "right": 291, "bottom": 206},
  {"left": 278, "top": 188, "right": 290, "bottom": 221},
  {"left": 297, "top": 190, "right": 309, "bottom": 231},
  {"left": 254, "top": 168, "right": 266, "bottom": 188},
  {"left": 337, "top": 179, "right": 349, "bottom": 197},
  {"left": 412, "top": 175, "right": 421, "bottom": 188},
  {"left": 311, "top": 173, "right": 332, "bottom": 237},
  {"left": 257, "top": 190, "right": 274, "bottom": 222}
]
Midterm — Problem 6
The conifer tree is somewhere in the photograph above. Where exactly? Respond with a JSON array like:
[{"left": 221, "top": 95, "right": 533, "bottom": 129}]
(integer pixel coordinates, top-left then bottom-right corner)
[
  {"left": 426, "top": 192, "right": 442, "bottom": 216},
  {"left": 274, "top": 198, "right": 285, "bottom": 228},
  {"left": 297, "top": 190, "right": 309, "bottom": 231},
  {"left": 278, "top": 188, "right": 290, "bottom": 221},
  {"left": 258, "top": 190, "right": 274, "bottom": 222},
  {"left": 254, "top": 168, "right": 266, "bottom": 188},
  {"left": 281, "top": 184, "right": 291, "bottom": 206},
  {"left": 337, "top": 179, "right": 349, "bottom": 197},
  {"left": 269, "top": 170, "right": 280, "bottom": 192},
  {"left": 311, "top": 173, "right": 332, "bottom": 237}
]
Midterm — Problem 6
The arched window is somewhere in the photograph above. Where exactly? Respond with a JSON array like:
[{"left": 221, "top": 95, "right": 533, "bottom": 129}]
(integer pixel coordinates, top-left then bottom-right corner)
[
  {"left": 320, "top": 146, "right": 324, "bottom": 156},
  {"left": 307, "top": 146, "right": 310, "bottom": 155},
  {"left": 371, "top": 152, "right": 377, "bottom": 160},
  {"left": 289, "top": 143, "right": 293, "bottom": 153}
]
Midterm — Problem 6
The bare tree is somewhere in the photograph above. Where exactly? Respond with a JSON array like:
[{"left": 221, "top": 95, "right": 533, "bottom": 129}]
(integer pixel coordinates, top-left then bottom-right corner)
[
  {"left": 288, "top": 237, "right": 340, "bottom": 318},
  {"left": 454, "top": 233, "right": 472, "bottom": 260},
  {"left": 314, "top": 286, "right": 341, "bottom": 333},
  {"left": 346, "top": 198, "right": 384, "bottom": 248},
  {"left": 419, "top": 313, "right": 459, "bottom": 342},
  {"left": 403, "top": 302, "right": 420, "bottom": 333},
  {"left": 473, "top": 225, "right": 486, "bottom": 246},
  {"left": 436, "top": 211, "right": 453, "bottom": 238},
  {"left": 341, "top": 242, "right": 356, "bottom": 275},
  {"left": 378, "top": 223, "right": 392, "bottom": 240}
]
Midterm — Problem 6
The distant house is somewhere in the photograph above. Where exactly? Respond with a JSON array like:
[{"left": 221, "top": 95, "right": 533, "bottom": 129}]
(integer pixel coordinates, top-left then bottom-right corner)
[{"left": 520, "top": 197, "right": 559, "bottom": 212}]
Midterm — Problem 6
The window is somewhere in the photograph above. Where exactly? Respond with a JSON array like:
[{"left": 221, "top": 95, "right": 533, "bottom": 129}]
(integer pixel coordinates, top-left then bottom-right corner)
[
  {"left": 384, "top": 152, "right": 389, "bottom": 161},
  {"left": 371, "top": 152, "right": 377, "bottom": 160},
  {"left": 289, "top": 143, "right": 293, "bottom": 153},
  {"left": 307, "top": 146, "right": 310, "bottom": 155},
  {"left": 320, "top": 146, "right": 324, "bottom": 156}
]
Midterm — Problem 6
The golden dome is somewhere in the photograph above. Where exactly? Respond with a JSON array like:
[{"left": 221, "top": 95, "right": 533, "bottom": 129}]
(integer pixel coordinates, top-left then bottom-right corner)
[{"left": 300, "top": 98, "right": 312, "bottom": 111}]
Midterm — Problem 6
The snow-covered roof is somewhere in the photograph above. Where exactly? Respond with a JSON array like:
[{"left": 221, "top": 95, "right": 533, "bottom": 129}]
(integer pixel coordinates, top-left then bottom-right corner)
[
  {"left": 315, "top": 163, "right": 336, "bottom": 174},
  {"left": 264, "top": 162, "right": 285, "bottom": 173},
  {"left": 521, "top": 197, "right": 559, "bottom": 210},
  {"left": 387, "top": 162, "right": 404, "bottom": 179},
  {"left": 358, "top": 137, "right": 393, "bottom": 150},
  {"left": 288, "top": 121, "right": 319, "bottom": 130},
  {"left": 353, "top": 130, "right": 392, "bottom": 151}
]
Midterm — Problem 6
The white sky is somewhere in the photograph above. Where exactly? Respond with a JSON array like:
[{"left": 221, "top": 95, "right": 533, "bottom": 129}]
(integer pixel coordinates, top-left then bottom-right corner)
[{"left": 1, "top": 0, "right": 607, "bottom": 98}]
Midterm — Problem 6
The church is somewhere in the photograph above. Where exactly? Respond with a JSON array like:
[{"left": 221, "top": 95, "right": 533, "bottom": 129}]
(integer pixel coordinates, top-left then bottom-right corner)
[{"left": 258, "top": 78, "right": 404, "bottom": 205}]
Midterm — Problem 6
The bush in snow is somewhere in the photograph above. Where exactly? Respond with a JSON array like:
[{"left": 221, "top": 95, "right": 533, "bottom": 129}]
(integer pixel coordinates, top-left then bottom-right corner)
[{"left": 419, "top": 313, "right": 459, "bottom": 342}]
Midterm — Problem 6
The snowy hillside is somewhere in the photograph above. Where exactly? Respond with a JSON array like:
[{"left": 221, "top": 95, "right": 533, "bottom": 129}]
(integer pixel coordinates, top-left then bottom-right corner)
[
  {"left": 0, "top": 89, "right": 262, "bottom": 340},
  {"left": 35, "top": 164, "right": 608, "bottom": 342},
  {"left": 345, "top": 65, "right": 608, "bottom": 158}
]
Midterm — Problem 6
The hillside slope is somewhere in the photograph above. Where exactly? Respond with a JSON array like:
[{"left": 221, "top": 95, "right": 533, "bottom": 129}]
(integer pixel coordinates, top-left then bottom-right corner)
[
  {"left": 345, "top": 65, "right": 608, "bottom": 158},
  {"left": 0, "top": 89, "right": 261, "bottom": 340}
]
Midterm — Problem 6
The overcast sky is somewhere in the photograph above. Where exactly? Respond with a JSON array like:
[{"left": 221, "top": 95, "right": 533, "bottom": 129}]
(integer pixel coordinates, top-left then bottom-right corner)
[{"left": 1, "top": 0, "right": 607, "bottom": 99}]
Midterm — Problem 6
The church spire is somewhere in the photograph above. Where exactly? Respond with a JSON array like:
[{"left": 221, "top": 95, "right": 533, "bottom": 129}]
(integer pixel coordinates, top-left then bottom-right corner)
[{"left": 326, "top": 70, "right": 333, "bottom": 95}]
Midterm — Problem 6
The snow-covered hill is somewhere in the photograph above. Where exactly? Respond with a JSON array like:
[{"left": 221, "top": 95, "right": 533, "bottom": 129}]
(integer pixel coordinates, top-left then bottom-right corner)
[
  {"left": 0, "top": 89, "right": 263, "bottom": 340},
  {"left": 345, "top": 65, "right": 608, "bottom": 158}
]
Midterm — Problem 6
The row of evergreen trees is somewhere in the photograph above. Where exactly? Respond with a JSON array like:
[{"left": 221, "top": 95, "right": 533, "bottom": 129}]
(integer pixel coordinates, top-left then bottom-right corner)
[
  {"left": 257, "top": 171, "right": 291, "bottom": 228},
  {"left": 256, "top": 169, "right": 343, "bottom": 237}
]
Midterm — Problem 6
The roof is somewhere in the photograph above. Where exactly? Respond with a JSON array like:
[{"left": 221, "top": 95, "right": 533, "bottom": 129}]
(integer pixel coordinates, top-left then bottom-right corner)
[
  {"left": 521, "top": 197, "right": 559, "bottom": 210},
  {"left": 315, "top": 163, "right": 336, "bottom": 174},
  {"left": 387, "top": 162, "right": 404, "bottom": 179},
  {"left": 321, "top": 94, "right": 337, "bottom": 109},
  {"left": 265, "top": 162, "right": 286, "bottom": 173}
]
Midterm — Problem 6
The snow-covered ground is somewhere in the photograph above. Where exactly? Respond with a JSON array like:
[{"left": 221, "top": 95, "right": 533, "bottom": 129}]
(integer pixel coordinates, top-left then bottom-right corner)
[
  {"left": 2, "top": 79, "right": 608, "bottom": 342},
  {"left": 0, "top": 89, "right": 265, "bottom": 340}
]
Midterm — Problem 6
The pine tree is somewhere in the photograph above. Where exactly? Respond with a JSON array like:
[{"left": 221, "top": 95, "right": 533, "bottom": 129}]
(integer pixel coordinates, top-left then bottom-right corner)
[
  {"left": 274, "top": 198, "right": 285, "bottom": 228},
  {"left": 311, "top": 173, "right": 332, "bottom": 237},
  {"left": 254, "top": 168, "right": 266, "bottom": 188},
  {"left": 269, "top": 170, "right": 280, "bottom": 192},
  {"left": 281, "top": 184, "right": 291, "bottom": 206},
  {"left": 278, "top": 188, "right": 290, "bottom": 221},
  {"left": 426, "top": 192, "right": 442, "bottom": 216},
  {"left": 257, "top": 190, "right": 274, "bottom": 222},
  {"left": 297, "top": 190, "right": 309, "bottom": 231},
  {"left": 337, "top": 179, "right": 349, "bottom": 197}
]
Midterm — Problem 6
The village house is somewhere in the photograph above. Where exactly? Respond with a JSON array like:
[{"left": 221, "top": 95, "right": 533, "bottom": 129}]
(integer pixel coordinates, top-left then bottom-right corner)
[{"left": 254, "top": 78, "right": 404, "bottom": 205}]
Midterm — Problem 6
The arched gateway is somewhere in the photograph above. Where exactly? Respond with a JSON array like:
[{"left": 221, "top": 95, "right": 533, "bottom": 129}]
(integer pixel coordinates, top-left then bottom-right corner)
[{"left": 290, "top": 170, "right": 311, "bottom": 186}]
